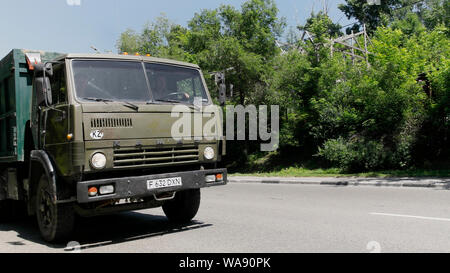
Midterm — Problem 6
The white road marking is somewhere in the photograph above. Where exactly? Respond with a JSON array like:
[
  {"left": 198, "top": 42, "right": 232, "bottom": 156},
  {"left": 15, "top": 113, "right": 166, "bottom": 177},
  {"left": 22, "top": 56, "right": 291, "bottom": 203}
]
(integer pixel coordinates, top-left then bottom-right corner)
[{"left": 371, "top": 213, "right": 450, "bottom": 222}]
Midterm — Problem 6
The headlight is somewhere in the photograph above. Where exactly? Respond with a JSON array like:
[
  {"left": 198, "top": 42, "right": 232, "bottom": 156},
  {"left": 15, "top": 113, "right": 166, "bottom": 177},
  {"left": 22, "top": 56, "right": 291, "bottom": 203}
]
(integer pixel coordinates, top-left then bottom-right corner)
[
  {"left": 91, "top": 153, "right": 107, "bottom": 169},
  {"left": 204, "top": 147, "right": 215, "bottom": 160}
]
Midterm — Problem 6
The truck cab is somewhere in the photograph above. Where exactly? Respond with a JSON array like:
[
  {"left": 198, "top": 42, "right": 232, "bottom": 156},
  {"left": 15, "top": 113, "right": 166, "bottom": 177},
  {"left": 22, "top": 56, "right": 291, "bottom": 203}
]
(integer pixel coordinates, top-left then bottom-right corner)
[{"left": 0, "top": 50, "right": 227, "bottom": 242}]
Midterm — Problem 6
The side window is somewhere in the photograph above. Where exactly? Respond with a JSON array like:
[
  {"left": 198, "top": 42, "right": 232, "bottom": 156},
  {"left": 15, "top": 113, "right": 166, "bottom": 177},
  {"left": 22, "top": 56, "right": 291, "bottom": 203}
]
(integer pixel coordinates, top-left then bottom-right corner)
[
  {"left": 193, "top": 77, "right": 205, "bottom": 98},
  {"left": 50, "top": 64, "right": 67, "bottom": 105}
]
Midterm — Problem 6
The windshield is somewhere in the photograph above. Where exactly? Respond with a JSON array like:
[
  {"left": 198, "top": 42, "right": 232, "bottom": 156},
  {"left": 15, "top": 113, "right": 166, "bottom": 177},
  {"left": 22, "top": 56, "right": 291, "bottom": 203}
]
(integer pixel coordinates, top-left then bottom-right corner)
[
  {"left": 72, "top": 60, "right": 209, "bottom": 104},
  {"left": 73, "top": 60, "right": 150, "bottom": 102},
  {"left": 145, "top": 63, "right": 209, "bottom": 104}
]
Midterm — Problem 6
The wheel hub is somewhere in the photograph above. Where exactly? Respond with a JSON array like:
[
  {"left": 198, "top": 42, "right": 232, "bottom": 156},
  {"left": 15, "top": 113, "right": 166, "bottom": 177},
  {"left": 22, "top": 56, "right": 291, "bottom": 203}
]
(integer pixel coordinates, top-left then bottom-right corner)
[{"left": 39, "top": 190, "right": 54, "bottom": 228}]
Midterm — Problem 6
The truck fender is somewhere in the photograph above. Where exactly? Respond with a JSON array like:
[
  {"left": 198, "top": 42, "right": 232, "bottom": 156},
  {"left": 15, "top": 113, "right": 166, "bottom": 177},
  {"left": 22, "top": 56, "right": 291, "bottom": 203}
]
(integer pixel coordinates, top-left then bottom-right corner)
[{"left": 29, "top": 150, "right": 58, "bottom": 205}]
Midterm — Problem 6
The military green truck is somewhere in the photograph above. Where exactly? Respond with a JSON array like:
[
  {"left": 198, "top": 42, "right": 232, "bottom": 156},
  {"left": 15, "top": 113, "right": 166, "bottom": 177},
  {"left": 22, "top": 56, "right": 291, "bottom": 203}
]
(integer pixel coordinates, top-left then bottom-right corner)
[{"left": 0, "top": 49, "right": 227, "bottom": 242}]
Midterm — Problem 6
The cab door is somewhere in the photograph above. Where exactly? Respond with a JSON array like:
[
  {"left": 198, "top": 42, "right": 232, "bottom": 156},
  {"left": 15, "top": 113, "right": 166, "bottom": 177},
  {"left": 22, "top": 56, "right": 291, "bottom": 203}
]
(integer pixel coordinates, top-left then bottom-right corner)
[{"left": 42, "top": 63, "right": 72, "bottom": 175}]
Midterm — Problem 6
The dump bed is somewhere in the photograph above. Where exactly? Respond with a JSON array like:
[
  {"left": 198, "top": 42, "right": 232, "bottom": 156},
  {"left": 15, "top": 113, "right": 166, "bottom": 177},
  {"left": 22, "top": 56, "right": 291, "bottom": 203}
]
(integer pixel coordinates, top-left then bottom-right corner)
[{"left": 0, "top": 49, "right": 62, "bottom": 162}]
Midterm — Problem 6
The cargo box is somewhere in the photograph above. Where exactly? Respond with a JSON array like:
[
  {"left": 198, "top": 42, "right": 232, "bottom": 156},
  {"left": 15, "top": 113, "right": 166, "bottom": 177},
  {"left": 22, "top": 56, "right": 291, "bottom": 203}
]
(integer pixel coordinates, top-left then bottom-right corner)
[{"left": 0, "top": 49, "right": 62, "bottom": 162}]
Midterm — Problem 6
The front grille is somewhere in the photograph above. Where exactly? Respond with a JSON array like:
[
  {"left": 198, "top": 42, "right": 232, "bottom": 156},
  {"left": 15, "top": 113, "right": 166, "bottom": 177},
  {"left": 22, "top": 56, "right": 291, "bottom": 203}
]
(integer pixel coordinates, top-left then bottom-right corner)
[
  {"left": 113, "top": 146, "right": 199, "bottom": 168},
  {"left": 91, "top": 118, "right": 133, "bottom": 128}
]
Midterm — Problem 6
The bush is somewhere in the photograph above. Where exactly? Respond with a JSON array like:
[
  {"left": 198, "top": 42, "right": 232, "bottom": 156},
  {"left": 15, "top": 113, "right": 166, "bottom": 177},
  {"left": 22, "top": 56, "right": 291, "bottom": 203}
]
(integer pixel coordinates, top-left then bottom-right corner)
[
  {"left": 317, "top": 138, "right": 354, "bottom": 170},
  {"left": 318, "top": 137, "right": 390, "bottom": 172}
]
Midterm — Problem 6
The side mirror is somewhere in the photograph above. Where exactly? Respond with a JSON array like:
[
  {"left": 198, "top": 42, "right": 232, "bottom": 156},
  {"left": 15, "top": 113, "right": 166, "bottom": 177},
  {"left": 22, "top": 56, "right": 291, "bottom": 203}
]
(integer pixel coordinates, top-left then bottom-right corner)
[
  {"left": 34, "top": 77, "right": 52, "bottom": 106},
  {"left": 34, "top": 63, "right": 53, "bottom": 106},
  {"left": 33, "top": 63, "right": 54, "bottom": 77}
]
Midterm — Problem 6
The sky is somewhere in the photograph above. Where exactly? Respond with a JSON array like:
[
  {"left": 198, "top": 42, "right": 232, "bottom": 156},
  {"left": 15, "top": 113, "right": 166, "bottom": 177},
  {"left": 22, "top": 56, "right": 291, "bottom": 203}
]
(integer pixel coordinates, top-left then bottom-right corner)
[{"left": 0, "top": 0, "right": 351, "bottom": 58}]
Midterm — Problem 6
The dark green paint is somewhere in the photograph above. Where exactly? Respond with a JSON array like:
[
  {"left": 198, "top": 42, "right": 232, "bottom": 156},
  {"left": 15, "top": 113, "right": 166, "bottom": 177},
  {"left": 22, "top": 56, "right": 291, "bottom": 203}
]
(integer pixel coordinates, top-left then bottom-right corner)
[{"left": 0, "top": 49, "right": 63, "bottom": 162}]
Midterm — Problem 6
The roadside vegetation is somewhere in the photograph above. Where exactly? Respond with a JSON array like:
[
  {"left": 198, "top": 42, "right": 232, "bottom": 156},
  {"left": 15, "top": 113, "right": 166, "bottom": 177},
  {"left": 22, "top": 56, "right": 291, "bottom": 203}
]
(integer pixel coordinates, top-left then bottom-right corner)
[
  {"left": 231, "top": 169, "right": 450, "bottom": 178},
  {"left": 118, "top": 0, "right": 449, "bottom": 177}
]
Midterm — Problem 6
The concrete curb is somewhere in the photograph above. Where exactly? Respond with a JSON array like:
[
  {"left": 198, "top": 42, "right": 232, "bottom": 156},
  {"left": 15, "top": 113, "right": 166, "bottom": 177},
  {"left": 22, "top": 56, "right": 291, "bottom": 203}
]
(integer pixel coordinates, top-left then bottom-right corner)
[{"left": 228, "top": 176, "right": 450, "bottom": 190}]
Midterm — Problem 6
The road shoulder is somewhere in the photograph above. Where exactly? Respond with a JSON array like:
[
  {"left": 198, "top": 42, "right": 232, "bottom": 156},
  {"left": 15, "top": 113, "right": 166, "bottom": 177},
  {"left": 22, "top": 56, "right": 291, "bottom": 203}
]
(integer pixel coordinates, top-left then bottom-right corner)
[{"left": 228, "top": 176, "right": 450, "bottom": 189}]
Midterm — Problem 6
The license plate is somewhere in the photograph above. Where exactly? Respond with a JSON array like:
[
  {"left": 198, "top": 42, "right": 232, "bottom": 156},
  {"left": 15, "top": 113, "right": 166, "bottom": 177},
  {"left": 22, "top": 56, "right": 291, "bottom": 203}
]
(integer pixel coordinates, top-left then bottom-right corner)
[{"left": 147, "top": 177, "right": 182, "bottom": 190}]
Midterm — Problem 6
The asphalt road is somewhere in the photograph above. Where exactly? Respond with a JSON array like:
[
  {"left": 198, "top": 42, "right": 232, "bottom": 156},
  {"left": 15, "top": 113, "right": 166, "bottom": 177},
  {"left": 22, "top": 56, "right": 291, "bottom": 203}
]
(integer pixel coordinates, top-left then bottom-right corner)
[{"left": 0, "top": 182, "right": 449, "bottom": 253}]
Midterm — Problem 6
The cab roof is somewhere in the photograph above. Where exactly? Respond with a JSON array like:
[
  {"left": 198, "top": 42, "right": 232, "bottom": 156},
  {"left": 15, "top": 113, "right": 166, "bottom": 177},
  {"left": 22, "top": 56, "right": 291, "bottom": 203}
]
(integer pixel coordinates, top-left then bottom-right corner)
[{"left": 54, "top": 53, "right": 200, "bottom": 69}]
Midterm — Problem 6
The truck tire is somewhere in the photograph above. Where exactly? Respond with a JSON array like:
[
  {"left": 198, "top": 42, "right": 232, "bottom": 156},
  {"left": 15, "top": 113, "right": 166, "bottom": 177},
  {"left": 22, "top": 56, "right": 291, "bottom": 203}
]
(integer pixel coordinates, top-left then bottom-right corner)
[
  {"left": 36, "top": 173, "right": 75, "bottom": 243},
  {"left": 162, "top": 189, "right": 201, "bottom": 224}
]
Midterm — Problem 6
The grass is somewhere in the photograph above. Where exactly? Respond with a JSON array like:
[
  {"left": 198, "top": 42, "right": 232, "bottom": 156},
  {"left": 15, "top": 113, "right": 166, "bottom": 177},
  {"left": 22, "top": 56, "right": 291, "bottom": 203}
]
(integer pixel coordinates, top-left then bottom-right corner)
[
  {"left": 231, "top": 167, "right": 450, "bottom": 178},
  {"left": 226, "top": 147, "right": 450, "bottom": 178}
]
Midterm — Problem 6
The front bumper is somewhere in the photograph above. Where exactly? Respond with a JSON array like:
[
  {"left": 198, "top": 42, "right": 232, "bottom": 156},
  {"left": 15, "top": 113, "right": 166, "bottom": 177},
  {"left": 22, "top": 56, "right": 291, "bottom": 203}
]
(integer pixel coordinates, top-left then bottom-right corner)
[{"left": 76, "top": 169, "right": 227, "bottom": 203}]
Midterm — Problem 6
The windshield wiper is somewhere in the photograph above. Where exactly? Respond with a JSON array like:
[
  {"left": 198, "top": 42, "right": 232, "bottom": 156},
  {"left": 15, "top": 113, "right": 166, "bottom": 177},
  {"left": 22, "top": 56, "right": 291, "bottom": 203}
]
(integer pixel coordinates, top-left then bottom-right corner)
[
  {"left": 82, "top": 97, "right": 138, "bottom": 111},
  {"left": 82, "top": 97, "right": 113, "bottom": 103},
  {"left": 150, "top": 99, "right": 200, "bottom": 111},
  {"left": 153, "top": 99, "right": 182, "bottom": 104},
  {"left": 122, "top": 101, "right": 139, "bottom": 111}
]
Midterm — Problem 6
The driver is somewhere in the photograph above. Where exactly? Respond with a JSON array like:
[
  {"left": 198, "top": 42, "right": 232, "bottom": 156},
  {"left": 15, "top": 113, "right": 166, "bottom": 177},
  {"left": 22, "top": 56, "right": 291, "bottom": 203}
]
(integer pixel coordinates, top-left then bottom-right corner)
[
  {"left": 154, "top": 75, "right": 169, "bottom": 100},
  {"left": 153, "top": 75, "right": 190, "bottom": 101}
]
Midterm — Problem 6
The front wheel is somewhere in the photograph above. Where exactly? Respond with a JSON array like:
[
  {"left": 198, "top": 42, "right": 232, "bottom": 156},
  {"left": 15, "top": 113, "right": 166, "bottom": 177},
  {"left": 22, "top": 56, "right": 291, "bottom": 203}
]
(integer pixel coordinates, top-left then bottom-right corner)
[
  {"left": 36, "top": 173, "right": 75, "bottom": 243},
  {"left": 162, "top": 189, "right": 201, "bottom": 224}
]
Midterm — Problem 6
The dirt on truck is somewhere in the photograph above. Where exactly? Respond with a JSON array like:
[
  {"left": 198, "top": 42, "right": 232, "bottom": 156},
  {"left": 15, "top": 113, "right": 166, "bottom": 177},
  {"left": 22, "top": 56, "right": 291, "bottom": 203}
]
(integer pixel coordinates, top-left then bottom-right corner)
[{"left": 0, "top": 49, "right": 227, "bottom": 242}]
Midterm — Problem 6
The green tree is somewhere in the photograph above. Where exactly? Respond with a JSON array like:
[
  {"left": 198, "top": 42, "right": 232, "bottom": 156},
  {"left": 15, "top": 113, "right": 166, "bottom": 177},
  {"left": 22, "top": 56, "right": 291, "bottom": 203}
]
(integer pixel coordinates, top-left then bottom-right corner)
[
  {"left": 297, "top": 12, "right": 342, "bottom": 65},
  {"left": 338, "top": 0, "right": 404, "bottom": 33},
  {"left": 185, "top": 0, "right": 286, "bottom": 105},
  {"left": 339, "top": 0, "right": 449, "bottom": 33},
  {"left": 116, "top": 28, "right": 141, "bottom": 54},
  {"left": 298, "top": 11, "right": 343, "bottom": 38},
  {"left": 315, "top": 24, "right": 449, "bottom": 171},
  {"left": 116, "top": 14, "right": 175, "bottom": 56}
]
